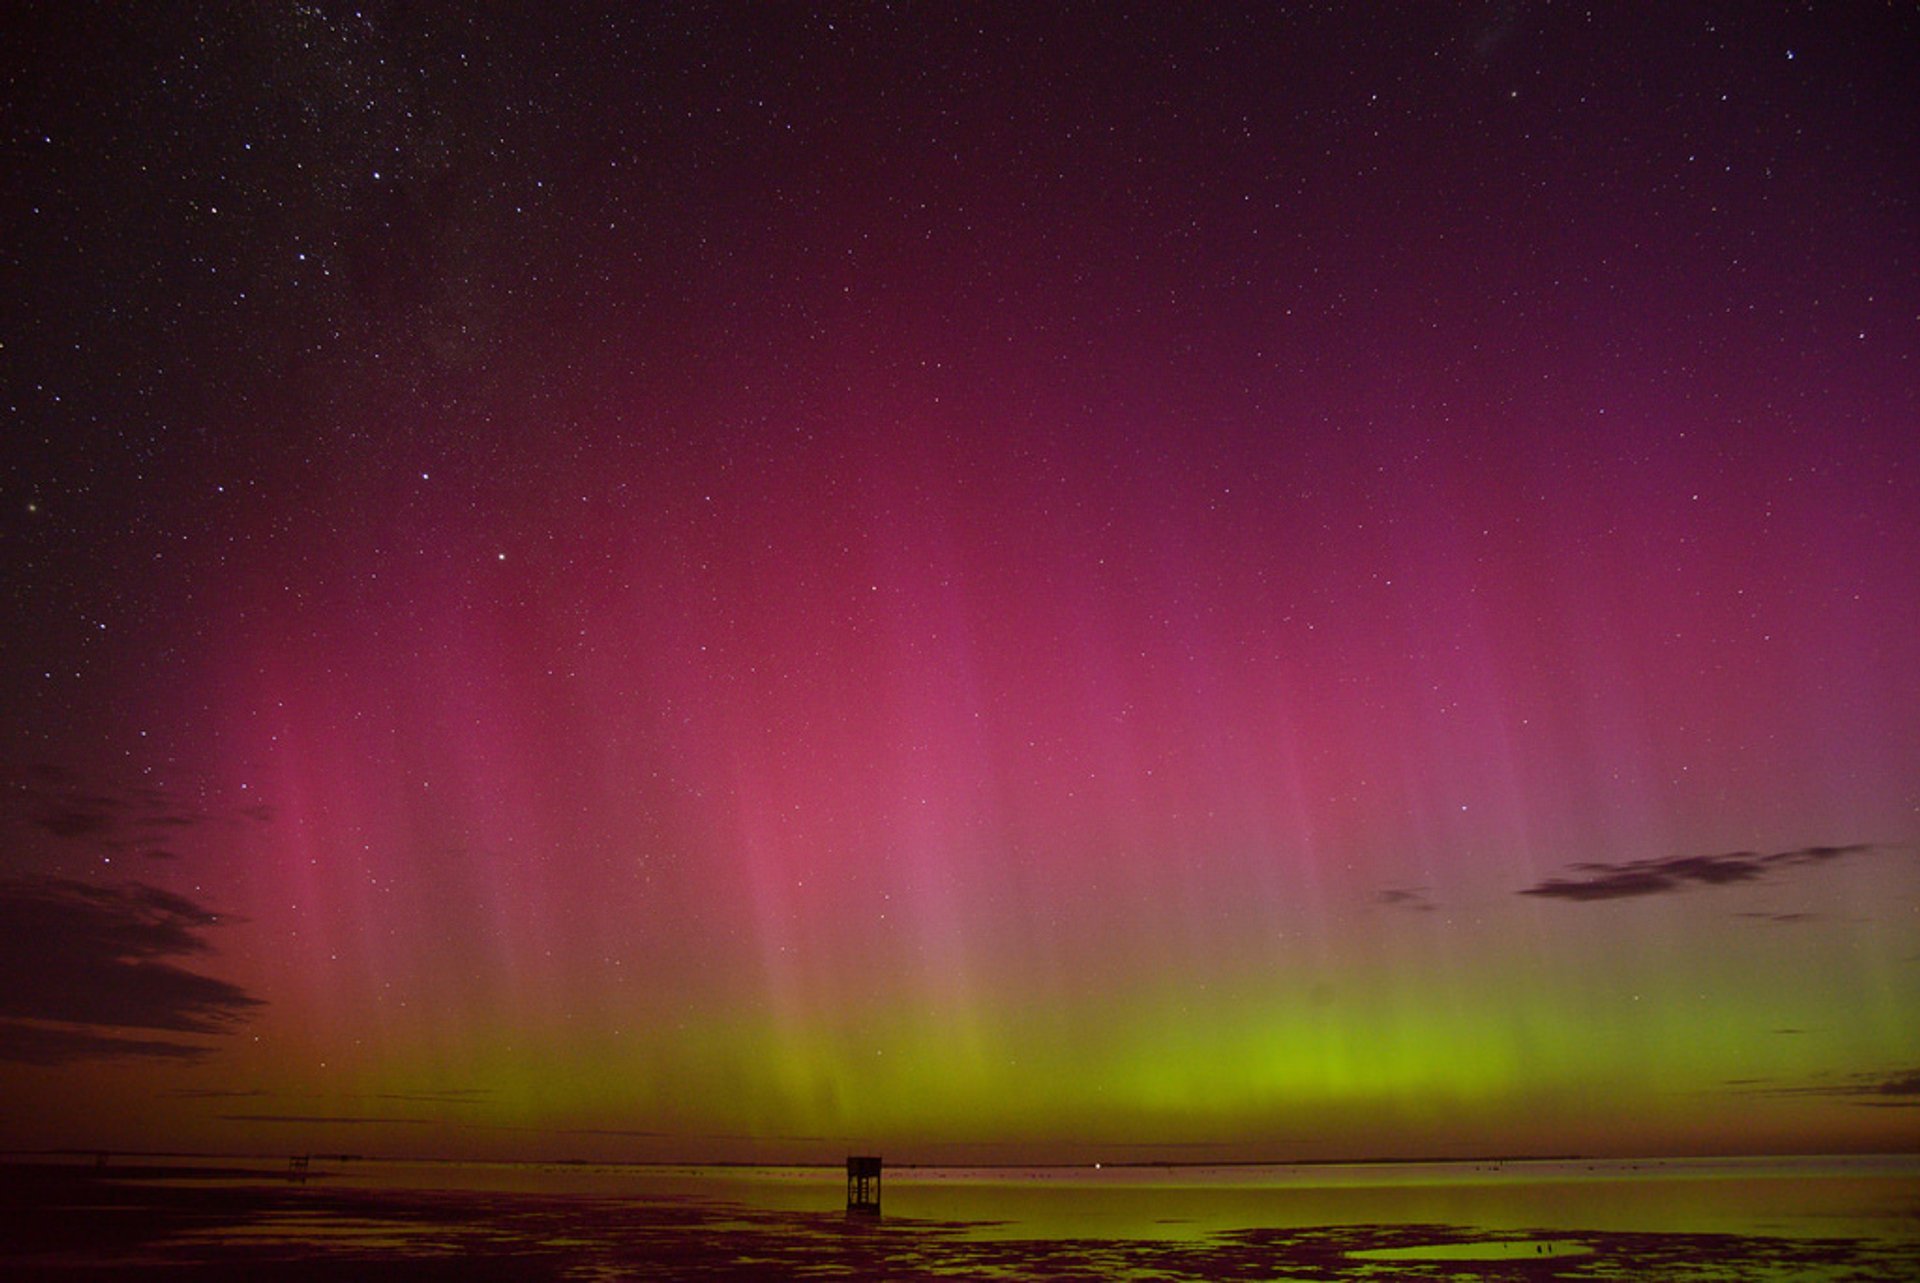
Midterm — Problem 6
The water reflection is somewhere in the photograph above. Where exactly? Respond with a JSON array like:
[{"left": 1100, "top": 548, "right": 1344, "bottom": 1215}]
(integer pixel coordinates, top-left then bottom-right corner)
[{"left": 3, "top": 1156, "right": 1916, "bottom": 1280}]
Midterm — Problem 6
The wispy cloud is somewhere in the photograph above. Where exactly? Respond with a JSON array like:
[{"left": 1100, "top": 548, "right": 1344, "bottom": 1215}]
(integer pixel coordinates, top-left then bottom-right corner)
[
  {"left": 217, "top": 1113, "right": 671, "bottom": 1138},
  {"left": 1729, "top": 1066, "right": 1920, "bottom": 1107},
  {"left": 371, "top": 1089, "right": 496, "bottom": 1105},
  {"left": 1374, "top": 887, "right": 1437, "bottom": 913},
  {"left": 3, "top": 764, "right": 274, "bottom": 861},
  {"left": 1860, "top": 1069, "right": 1920, "bottom": 1102},
  {"left": 220, "top": 1114, "right": 440, "bottom": 1126},
  {"left": 1519, "top": 845, "right": 1877, "bottom": 902},
  {"left": 0, "top": 1021, "right": 216, "bottom": 1064},
  {"left": 0, "top": 877, "right": 260, "bottom": 1063},
  {"left": 175, "top": 1086, "right": 498, "bottom": 1108}
]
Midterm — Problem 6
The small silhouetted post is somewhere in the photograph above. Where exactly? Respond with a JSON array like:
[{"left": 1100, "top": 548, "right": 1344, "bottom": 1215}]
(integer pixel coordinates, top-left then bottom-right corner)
[{"left": 846, "top": 1155, "right": 881, "bottom": 1215}]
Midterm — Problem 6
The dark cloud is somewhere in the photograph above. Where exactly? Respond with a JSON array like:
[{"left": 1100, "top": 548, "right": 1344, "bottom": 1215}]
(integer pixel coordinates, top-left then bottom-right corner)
[
  {"left": 1375, "top": 887, "right": 1436, "bottom": 913},
  {"left": 1863, "top": 1070, "right": 1920, "bottom": 1099},
  {"left": 1737, "top": 911, "right": 1821, "bottom": 924},
  {"left": 34, "top": 805, "right": 120, "bottom": 839},
  {"left": 1729, "top": 1066, "right": 1920, "bottom": 1106},
  {"left": 1770, "top": 845, "right": 1873, "bottom": 866},
  {"left": 0, "top": 1020, "right": 213, "bottom": 1065},
  {"left": 0, "top": 877, "right": 260, "bottom": 1061},
  {"left": 1519, "top": 845, "right": 1876, "bottom": 902}
]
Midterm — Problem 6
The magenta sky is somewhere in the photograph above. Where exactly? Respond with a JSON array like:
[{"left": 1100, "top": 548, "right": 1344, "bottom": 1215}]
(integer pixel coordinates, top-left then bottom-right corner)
[{"left": 2, "top": 4, "right": 1916, "bottom": 1162}]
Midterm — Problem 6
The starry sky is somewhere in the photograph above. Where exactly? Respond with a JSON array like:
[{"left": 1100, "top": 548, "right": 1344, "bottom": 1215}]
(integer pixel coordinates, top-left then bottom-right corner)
[{"left": 2, "top": 3, "right": 1917, "bottom": 1164}]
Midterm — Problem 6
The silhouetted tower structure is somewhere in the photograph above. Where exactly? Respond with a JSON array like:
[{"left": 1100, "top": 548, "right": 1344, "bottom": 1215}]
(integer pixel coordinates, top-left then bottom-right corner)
[{"left": 846, "top": 1155, "right": 882, "bottom": 1215}]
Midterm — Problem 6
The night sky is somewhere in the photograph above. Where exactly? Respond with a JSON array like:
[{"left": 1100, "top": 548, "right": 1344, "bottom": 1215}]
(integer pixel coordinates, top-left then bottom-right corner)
[{"left": 3, "top": 3, "right": 1916, "bottom": 1164}]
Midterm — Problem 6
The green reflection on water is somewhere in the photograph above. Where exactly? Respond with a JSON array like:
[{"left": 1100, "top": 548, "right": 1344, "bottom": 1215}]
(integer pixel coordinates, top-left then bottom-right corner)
[
  {"left": 1348, "top": 1238, "right": 1594, "bottom": 1261},
  {"left": 6, "top": 1155, "right": 1920, "bottom": 1282}
]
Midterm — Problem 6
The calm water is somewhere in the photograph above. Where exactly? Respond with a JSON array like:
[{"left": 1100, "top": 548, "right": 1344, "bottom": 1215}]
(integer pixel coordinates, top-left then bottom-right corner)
[
  {"left": 4, "top": 1153, "right": 1917, "bottom": 1279},
  {"left": 323, "top": 1153, "right": 1920, "bottom": 1240}
]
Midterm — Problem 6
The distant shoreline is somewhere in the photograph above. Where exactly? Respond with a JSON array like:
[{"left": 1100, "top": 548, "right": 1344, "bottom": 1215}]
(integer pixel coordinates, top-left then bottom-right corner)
[{"left": 7, "top": 1147, "right": 1914, "bottom": 1173}]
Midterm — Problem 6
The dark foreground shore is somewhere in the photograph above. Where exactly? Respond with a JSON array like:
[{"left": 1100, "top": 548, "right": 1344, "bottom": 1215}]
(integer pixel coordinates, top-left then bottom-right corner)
[{"left": 3, "top": 1162, "right": 1917, "bottom": 1281}]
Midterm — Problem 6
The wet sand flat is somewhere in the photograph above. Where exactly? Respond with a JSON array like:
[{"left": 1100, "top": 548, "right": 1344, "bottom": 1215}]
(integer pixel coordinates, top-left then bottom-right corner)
[{"left": 4, "top": 1161, "right": 1918, "bottom": 1280}]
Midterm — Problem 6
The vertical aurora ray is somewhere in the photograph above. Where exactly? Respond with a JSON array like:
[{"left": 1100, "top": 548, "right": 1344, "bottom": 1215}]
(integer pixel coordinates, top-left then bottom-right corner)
[{"left": 127, "top": 394, "right": 1913, "bottom": 1159}]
